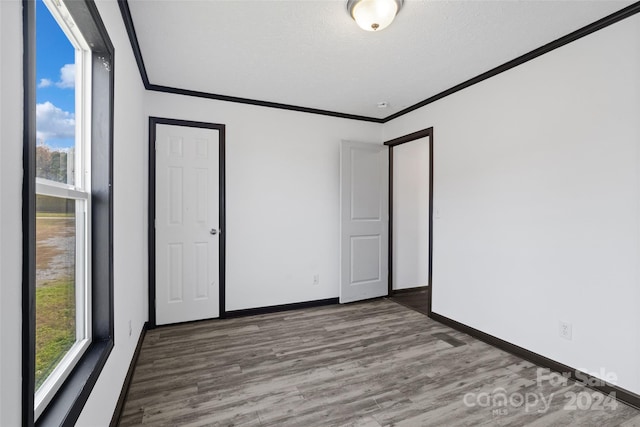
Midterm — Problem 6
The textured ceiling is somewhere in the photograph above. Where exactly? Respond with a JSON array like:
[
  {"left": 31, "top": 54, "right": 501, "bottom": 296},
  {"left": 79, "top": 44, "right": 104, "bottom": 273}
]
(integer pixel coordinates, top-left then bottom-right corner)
[{"left": 126, "top": 0, "right": 634, "bottom": 120}]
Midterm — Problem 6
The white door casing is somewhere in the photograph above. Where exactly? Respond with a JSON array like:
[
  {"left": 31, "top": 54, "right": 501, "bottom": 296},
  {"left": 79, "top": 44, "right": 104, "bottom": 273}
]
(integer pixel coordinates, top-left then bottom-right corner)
[
  {"left": 340, "top": 140, "right": 389, "bottom": 303},
  {"left": 155, "top": 124, "right": 220, "bottom": 325}
]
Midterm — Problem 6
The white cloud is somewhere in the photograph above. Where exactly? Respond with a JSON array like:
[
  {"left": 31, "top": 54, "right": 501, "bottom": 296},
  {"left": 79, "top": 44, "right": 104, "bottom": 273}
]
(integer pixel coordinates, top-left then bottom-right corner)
[
  {"left": 56, "top": 63, "right": 75, "bottom": 89},
  {"left": 36, "top": 101, "right": 75, "bottom": 142},
  {"left": 38, "top": 78, "right": 53, "bottom": 88}
]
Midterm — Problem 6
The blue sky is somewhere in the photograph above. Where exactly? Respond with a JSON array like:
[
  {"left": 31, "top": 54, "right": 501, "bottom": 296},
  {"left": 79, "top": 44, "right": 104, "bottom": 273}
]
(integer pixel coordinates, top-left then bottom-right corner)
[{"left": 36, "top": 0, "right": 76, "bottom": 150}]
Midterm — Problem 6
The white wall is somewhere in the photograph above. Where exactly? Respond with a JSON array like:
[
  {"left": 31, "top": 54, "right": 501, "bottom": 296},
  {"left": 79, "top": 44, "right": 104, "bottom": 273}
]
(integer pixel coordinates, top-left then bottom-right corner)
[
  {"left": 146, "top": 92, "right": 382, "bottom": 310},
  {"left": 0, "top": 0, "right": 24, "bottom": 425},
  {"left": 76, "top": 0, "right": 148, "bottom": 424},
  {"left": 392, "top": 138, "right": 430, "bottom": 290},
  {"left": 384, "top": 14, "right": 640, "bottom": 394}
]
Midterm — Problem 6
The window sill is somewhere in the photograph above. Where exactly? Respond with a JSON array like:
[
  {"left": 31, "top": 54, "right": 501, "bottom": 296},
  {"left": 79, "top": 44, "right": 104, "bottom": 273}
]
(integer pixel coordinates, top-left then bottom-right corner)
[{"left": 36, "top": 339, "right": 113, "bottom": 427}]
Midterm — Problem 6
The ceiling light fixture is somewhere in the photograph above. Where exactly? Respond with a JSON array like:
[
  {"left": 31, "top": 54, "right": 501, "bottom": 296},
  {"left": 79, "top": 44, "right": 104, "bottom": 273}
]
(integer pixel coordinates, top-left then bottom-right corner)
[{"left": 347, "top": 0, "right": 403, "bottom": 32}]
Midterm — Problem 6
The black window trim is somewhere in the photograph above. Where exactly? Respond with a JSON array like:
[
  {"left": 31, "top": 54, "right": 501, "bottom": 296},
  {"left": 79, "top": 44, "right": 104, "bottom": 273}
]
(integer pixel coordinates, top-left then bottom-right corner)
[{"left": 22, "top": 0, "right": 115, "bottom": 426}]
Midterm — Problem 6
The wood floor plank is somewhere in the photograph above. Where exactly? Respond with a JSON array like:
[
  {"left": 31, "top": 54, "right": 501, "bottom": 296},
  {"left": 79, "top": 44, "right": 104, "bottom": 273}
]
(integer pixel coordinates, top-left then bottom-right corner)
[{"left": 118, "top": 299, "right": 640, "bottom": 426}]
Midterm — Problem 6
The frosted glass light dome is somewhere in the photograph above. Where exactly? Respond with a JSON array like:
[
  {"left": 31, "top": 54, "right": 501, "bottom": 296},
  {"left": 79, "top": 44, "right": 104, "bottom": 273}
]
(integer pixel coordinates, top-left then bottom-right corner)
[{"left": 347, "top": 0, "right": 403, "bottom": 32}]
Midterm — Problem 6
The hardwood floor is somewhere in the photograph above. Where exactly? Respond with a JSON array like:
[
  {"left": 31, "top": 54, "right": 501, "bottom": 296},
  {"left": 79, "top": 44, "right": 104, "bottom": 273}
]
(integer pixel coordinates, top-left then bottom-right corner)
[
  {"left": 118, "top": 299, "right": 640, "bottom": 426},
  {"left": 388, "top": 288, "right": 429, "bottom": 315}
]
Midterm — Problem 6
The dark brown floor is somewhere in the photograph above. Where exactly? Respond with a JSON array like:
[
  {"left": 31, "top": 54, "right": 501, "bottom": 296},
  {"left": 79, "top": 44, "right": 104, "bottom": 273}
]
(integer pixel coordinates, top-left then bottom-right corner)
[{"left": 387, "top": 287, "right": 429, "bottom": 315}]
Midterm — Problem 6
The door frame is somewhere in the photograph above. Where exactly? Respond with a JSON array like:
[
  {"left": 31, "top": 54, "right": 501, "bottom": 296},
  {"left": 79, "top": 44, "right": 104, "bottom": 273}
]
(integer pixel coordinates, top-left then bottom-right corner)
[
  {"left": 148, "top": 117, "right": 226, "bottom": 328},
  {"left": 384, "top": 127, "right": 433, "bottom": 315}
]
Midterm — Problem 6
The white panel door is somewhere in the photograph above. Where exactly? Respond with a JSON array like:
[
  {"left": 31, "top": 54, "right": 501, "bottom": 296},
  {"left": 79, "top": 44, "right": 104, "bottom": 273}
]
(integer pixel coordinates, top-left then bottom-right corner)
[
  {"left": 156, "top": 124, "right": 219, "bottom": 325},
  {"left": 340, "top": 141, "right": 389, "bottom": 303}
]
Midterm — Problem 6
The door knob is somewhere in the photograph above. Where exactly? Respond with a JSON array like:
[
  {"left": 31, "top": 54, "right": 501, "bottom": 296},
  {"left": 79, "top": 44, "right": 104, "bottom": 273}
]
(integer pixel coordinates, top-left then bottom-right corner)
[{"left": 210, "top": 229, "right": 218, "bottom": 235}]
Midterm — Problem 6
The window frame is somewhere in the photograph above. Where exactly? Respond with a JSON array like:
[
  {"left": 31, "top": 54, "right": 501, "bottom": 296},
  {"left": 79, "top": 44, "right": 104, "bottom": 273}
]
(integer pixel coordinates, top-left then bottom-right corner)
[
  {"left": 33, "top": 3, "right": 93, "bottom": 414},
  {"left": 22, "top": 0, "right": 114, "bottom": 426}
]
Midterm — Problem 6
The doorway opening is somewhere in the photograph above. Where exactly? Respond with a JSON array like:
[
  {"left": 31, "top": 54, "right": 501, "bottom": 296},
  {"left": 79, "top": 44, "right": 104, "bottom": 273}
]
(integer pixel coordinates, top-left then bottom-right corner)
[{"left": 385, "top": 128, "right": 433, "bottom": 316}]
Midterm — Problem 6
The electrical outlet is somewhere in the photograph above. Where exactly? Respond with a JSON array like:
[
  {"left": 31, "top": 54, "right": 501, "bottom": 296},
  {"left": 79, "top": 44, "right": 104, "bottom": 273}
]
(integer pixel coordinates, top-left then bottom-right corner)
[
  {"left": 128, "top": 320, "right": 132, "bottom": 337},
  {"left": 559, "top": 321, "right": 572, "bottom": 340},
  {"left": 313, "top": 274, "right": 320, "bottom": 286}
]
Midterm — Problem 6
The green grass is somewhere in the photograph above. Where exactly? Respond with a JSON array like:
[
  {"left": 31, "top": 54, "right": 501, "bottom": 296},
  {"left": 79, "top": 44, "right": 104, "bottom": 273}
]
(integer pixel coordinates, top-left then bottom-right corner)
[{"left": 35, "top": 279, "right": 75, "bottom": 390}]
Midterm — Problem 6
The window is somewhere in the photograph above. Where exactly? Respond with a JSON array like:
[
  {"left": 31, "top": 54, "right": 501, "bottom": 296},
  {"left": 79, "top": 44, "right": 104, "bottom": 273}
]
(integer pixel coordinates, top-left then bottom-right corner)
[
  {"left": 34, "top": 1, "right": 92, "bottom": 417},
  {"left": 23, "top": 0, "right": 114, "bottom": 425}
]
